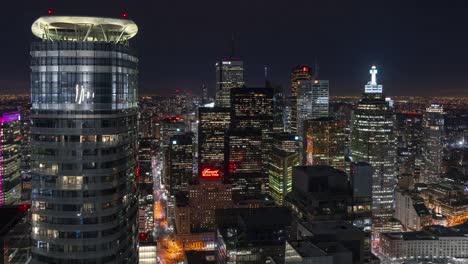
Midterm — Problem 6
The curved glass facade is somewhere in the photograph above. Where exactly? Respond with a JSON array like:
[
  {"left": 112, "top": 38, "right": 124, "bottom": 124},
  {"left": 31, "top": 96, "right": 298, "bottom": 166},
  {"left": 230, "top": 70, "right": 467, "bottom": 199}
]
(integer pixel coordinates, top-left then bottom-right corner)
[{"left": 30, "top": 41, "right": 139, "bottom": 264}]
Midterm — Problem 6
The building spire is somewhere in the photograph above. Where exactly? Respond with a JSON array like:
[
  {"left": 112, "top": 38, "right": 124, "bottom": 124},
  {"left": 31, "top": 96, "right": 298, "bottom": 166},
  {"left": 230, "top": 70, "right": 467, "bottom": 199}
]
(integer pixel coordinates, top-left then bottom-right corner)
[
  {"left": 370, "top": 65, "right": 378, "bottom": 85},
  {"left": 314, "top": 57, "right": 320, "bottom": 79}
]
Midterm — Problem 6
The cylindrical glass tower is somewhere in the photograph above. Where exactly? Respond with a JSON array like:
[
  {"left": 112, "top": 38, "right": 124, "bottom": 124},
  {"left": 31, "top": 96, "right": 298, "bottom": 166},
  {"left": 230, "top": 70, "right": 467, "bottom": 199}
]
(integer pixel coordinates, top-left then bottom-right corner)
[{"left": 30, "top": 16, "right": 139, "bottom": 263}]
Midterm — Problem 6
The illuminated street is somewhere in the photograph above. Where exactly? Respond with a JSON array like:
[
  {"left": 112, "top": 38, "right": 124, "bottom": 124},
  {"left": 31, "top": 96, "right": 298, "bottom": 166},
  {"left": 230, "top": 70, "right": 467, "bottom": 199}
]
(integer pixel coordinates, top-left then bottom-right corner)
[{"left": 151, "top": 153, "right": 184, "bottom": 263}]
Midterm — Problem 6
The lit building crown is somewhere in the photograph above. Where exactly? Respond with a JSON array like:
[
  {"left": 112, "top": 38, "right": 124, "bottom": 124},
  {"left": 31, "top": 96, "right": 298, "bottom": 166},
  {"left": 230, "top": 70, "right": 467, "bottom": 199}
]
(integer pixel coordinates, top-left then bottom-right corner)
[{"left": 365, "top": 65, "right": 383, "bottom": 94}]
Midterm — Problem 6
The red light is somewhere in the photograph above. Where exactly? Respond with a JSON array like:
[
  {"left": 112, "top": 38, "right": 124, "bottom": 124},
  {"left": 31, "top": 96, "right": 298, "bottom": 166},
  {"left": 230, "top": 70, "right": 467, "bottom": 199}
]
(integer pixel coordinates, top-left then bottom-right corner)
[
  {"left": 228, "top": 162, "right": 237, "bottom": 173},
  {"left": 175, "top": 89, "right": 180, "bottom": 94},
  {"left": 135, "top": 163, "right": 140, "bottom": 183},
  {"left": 302, "top": 66, "right": 308, "bottom": 72},
  {"left": 200, "top": 167, "right": 221, "bottom": 179},
  {"left": 47, "top": 9, "right": 54, "bottom": 15},
  {"left": 17, "top": 204, "right": 29, "bottom": 213},
  {"left": 121, "top": 12, "right": 128, "bottom": 18},
  {"left": 139, "top": 232, "right": 147, "bottom": 241}
]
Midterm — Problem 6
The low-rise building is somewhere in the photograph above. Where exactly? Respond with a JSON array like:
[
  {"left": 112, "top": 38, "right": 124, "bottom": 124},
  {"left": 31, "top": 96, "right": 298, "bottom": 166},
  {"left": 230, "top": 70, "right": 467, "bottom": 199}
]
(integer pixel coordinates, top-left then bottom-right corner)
[{"left": 380, "top": 224, "right": 468, "bottom": 262}]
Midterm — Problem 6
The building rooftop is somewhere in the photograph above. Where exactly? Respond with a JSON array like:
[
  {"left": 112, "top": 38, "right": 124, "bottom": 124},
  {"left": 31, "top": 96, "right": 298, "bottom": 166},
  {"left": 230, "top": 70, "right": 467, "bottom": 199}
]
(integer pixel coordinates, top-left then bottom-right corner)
[
  {"left": 185, "top": 250, "right": 216, "bottom": 264},
  {"left": 382, "top": 223, "right": 468, "bottom": 241},
  {"left": 32, "top": 16, "right": 138, "bottom": 42},
  {"left": 300, "top": 220, "right": 362, "bottom": 237},
  {"left": 0, "top": 206, "right": 28, "bottom": 237}
]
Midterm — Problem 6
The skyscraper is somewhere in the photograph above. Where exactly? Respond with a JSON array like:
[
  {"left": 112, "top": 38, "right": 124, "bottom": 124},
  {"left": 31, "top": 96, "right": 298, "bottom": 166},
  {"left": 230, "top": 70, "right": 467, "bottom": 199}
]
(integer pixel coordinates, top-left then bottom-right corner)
[
  {"left": 311, "top": 79, "right": 329, "bottom": 119},
  {"left": 421, "top": 104, "right": 444, "bottom": 183},
  {"left": 168, "top": 133, "right": 194, "bottom": 194},
  {"left": 215, "top": 60, "right": 244, "bottom": 107},
  {"left": 303, "top": 117, "right": 345, "bottom": 171},
  {"left": 296, "top": 79, "right": 313, "bottom": 137},
  {"left": 268, "top": 133, "right": 300, "bottom": 205},
  {"left": 30, "top": 16, "right": 139, "bottom": 263},
  {"left": 350, "top": 66, "right": 397, "bottom": 222},
  {"left": 0, "top": 112, "right": 22, "bottom": 206},
  {"left": 224, "top": 128, "right": 264, "bottom": 199},
  {"left": 230, "top": 87, "right": 274, "bottom": 171},
  {"left": 198, "top": 107, "right": 231, "bottom": 177},
  {"left": 290, "top": 66, "right": 312, "bottom": 135}
]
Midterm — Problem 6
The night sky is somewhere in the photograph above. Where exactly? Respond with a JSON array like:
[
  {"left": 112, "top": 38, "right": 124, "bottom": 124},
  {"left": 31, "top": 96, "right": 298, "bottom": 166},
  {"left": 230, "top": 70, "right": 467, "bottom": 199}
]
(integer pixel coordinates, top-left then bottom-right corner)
[{"left": 1, "top": 0, "right": 468, "bottom": 96}]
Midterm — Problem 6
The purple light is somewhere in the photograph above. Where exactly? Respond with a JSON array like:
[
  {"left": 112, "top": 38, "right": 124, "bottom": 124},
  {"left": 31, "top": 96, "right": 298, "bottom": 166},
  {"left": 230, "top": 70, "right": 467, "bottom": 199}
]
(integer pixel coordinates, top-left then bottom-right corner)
[
  {"left": 0, "top": 111, "right": 20, "bottom": 206},
  {"left": 0, "top": 119, "right": 3, "bottom": 206},
  {"left": 1, "top": 112, "right": 20, "bottom": 124}
]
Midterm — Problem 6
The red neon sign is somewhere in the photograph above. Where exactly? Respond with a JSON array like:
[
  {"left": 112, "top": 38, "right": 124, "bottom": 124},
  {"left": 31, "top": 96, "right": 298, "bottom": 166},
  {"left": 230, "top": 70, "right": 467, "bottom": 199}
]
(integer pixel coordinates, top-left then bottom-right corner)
[{"left": 200, "top": 167, "right": 221, "bottom": 179}]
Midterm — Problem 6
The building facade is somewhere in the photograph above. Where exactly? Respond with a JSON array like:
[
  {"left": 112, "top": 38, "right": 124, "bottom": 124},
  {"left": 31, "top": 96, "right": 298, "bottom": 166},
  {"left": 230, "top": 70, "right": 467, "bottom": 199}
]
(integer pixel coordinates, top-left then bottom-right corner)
[
  {"left": 224, "top": 128, "right": 264, "bottom": 200},
  {"left": 303, "top": 117, "right": 345, "bottom": 171},
  {"left": 380, "top": 225, "right": 468, "bottom": 262},
  {"left": 30, "top": 16, "right": 139, "bottom": 263},
  {"left": 168, "top": 133, "right": 194, "bottom": 194},
  {"left": 268, "top": 133, "right": 300, "bottom": 206},
  {"left": 230, "top": 87, "right": 274, "bottom": 171},
  {"left": 311, "top": 79, "right": 329, "bottom": 119}
]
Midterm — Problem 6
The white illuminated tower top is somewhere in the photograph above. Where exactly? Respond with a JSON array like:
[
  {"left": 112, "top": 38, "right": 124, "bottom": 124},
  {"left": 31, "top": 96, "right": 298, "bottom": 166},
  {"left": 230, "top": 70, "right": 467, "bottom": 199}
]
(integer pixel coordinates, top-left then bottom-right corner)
[{"left": 364, "top": 65, "right": 383, "bottom": 94}]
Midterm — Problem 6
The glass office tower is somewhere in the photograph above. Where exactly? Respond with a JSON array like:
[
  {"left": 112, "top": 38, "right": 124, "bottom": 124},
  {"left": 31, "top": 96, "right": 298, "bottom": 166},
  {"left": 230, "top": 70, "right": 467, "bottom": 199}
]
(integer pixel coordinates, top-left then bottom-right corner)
[
  {"left": 350, "top": 66, "right": 397, "bottom": 222},
  {"left": 215, "top": 60, "right": 244, "bottom": 108},
  {"left": 290, "top": 66, "right": 312, "bottom": 135},
  {"left": 421, "top": 104, "right": 444, "bottom": 183},
  {"left": 30, "top": 16, "right": 139, "bottom": 263},
  {"left": 0, "top": 112, "right": 22, "bottom": 206}
]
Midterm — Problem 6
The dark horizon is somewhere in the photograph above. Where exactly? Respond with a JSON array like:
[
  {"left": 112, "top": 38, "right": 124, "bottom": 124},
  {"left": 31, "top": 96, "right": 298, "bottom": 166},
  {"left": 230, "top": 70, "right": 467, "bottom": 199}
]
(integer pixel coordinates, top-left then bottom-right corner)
[{"left": 2, "top": 0, "right": 468, "bottom": 96}]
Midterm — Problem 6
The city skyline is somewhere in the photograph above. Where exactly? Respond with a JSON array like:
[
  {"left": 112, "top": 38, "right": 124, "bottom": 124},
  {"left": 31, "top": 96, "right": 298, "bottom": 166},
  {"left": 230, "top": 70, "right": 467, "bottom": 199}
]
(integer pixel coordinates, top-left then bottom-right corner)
[
  {"left": 2, "top": 0, "right": 468, "bottom": 96},
  {"left": 0, "top": 4, "right": 467, "bottom": 263}
]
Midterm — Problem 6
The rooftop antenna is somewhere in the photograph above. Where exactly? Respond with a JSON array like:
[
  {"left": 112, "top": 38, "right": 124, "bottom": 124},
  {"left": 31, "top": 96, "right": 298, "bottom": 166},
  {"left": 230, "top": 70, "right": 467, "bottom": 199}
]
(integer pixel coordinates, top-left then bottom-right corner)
[
  {"left": 314, "top": 57, "right": 320, "bottom": 79},
  {"left": 264, "top": 66, "right": 269, "bottom": 87},
  {"left": 230, "top": 32, "right": 235, "bottom": 59}
]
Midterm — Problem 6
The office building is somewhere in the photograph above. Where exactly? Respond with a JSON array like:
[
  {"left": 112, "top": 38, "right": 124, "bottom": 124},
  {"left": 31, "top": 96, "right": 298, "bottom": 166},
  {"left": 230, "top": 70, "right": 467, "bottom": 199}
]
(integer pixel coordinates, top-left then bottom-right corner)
[
  {"left": 215, "top": 60, "right": 244, "bottom": 107},
  {"left": 350, "top": 66, "right": 397, "bottom": 222},
  {"left": 215, "top": 207, "right": 291, "bottom": 264},
  {"left": 0, "top": 112, "right": 22, "bottom": 206},
  {"left": 30, "top": 16, "right": 139, "bottom": 263},
  {"left": 224, "top": 128, "right": 264, "bottom": 199},
  {"left": 285, "top": 166, "right": 353, "bottom": 222},
  {"left": 230, "top": 87, "right": 273, "bottom": 130},
  {"left": 295, "top": 79, "right": 313, "bottom": 137},
  {"left": 168, "top": 133, "right": 194, "bottom": 194},
  {"left": 268, "top": 133, "right": 300, "bottom": 205},
  {"left": 311, "top": 79, "right": 329, "bottom": 119},
  {"left": 270, "top": 83, "right": 286, "bottom": 133},
  {"left": 230, "top": 87, "right": 274, "bottom": 171},
  {"left": 290, "top": 66, "right": 312, "bottom": 134},
  {"left": 395, "top": 112, "right": 423, "bottom": 175},
  {"left": 198, "top": 107, "right": 231, "bottom": 177},
  {"left": 303, "top": 117, "right": 345, "bottom": 170},
  {"left": 421, "top": 104, "right": 444, "bottom": 183}
]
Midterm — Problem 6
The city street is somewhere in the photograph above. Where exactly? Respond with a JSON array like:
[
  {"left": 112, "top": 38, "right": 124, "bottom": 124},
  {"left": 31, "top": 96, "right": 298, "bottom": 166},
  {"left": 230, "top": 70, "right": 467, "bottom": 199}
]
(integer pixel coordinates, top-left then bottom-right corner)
[{"left": 152, "top": 154, "right": 184, "bottom": 263}]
